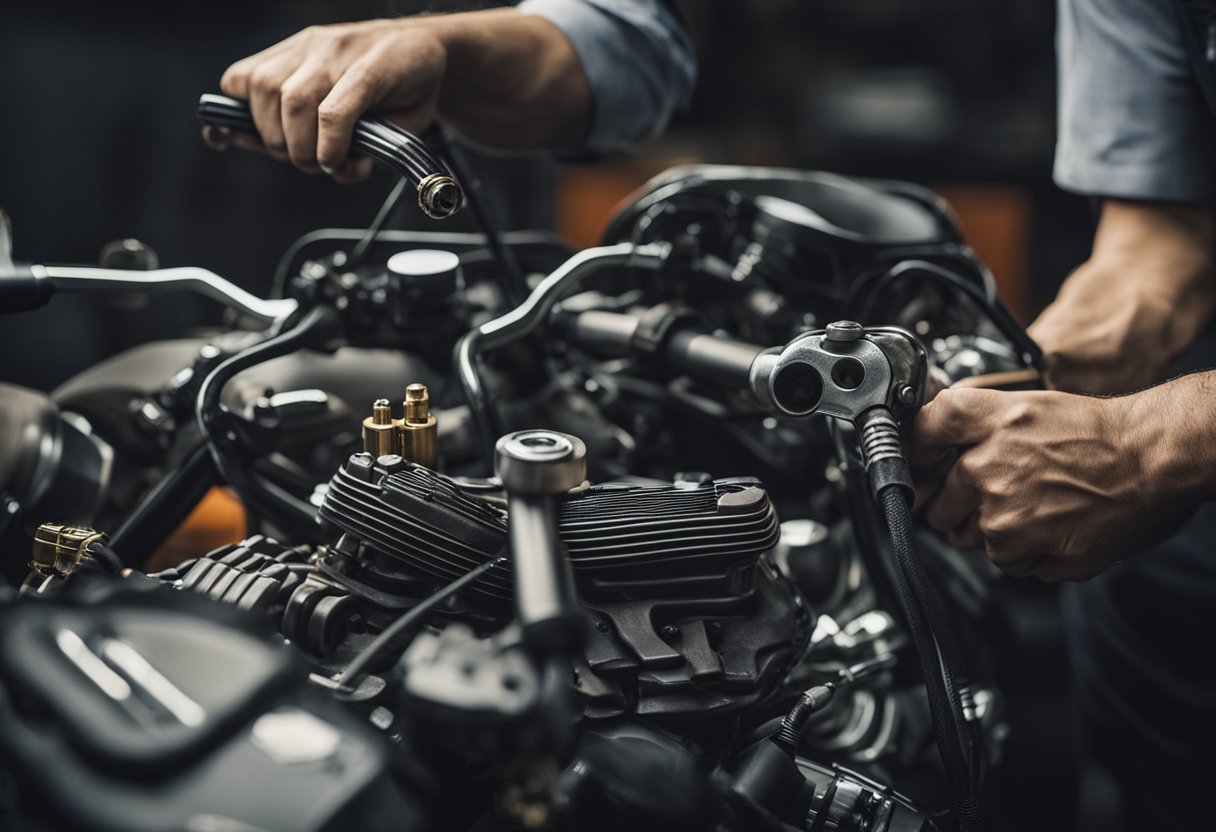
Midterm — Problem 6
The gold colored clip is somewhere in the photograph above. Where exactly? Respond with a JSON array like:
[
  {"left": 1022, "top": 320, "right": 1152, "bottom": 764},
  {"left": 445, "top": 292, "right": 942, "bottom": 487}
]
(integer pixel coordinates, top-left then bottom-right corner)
[{"left": 23, "top": 523, "right": 107, "bottom": 595}]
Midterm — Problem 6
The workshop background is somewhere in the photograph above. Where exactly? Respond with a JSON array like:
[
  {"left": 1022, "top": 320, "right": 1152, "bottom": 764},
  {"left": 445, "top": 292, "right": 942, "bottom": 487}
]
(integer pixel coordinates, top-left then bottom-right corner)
[{"left": 0, "top": 0, "right": 1104, "bottom": 828}]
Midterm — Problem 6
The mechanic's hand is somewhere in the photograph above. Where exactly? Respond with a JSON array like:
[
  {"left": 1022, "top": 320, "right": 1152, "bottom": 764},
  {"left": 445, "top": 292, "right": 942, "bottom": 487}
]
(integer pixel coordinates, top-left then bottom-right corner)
[
  {"left": 204, "top": 10, "right": 591, "bottom": 183},
  {"left": 1028, "top": 200, "right": 1216, "bottom": 395},
  {"left": 205, "top": 19, "right": 446, "bottom": 183},
  {"left": 910, "top": 386, "right": 1182, "bottom": 581}
]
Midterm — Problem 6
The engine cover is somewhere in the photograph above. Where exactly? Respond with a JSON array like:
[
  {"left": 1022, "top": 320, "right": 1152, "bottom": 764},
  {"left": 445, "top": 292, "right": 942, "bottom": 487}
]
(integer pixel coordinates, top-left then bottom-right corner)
[
  {"left": 319, "top": 454, "right": 780, "bottom": 603},
  {"left": 317, "top": 453, "right": 808, "bottom": 718}
]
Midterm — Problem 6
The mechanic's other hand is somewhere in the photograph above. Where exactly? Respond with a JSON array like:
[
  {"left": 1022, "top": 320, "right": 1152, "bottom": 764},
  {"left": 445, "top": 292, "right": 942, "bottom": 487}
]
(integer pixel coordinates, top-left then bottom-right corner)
[
  {"left": 1028, "top": 200, "right": 1216, "bottom": 395},
  {"left": 910, "top": 386, "right": 1178, "bottom": 581},
  {"left": 209, "top": 19, "right": 446, "bottom": 183}
]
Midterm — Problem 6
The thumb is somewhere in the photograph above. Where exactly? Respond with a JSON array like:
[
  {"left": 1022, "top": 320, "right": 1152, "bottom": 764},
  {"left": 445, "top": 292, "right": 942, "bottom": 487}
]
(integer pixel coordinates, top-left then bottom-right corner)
[{"left": 910, "top": 387, "right": 1008, "bottom": 454}]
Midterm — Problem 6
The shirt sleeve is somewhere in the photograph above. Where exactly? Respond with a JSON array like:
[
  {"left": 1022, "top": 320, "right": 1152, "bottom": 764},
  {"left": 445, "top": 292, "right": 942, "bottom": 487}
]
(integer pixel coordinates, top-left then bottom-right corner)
[
  {"left": 518, "top": 0, "right": 696, "bottom": 154},
  {"left": 1055, "top": 0, "right": 1216, "bottom": 203}
]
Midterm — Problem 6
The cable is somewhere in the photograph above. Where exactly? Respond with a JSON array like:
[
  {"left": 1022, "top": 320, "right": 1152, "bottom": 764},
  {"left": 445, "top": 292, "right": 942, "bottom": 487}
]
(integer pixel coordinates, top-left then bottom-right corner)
[
  {"left": 348, "top": 177, "right": 411, "bottom": 267},
  {"left": 880, "top": 487, "right": 984, "bottom": 832},
  {"left": 772, "top": 683, "right": 836, "bottom": 756},
  {"left": 427, "top": 127, "right": 528, "bottom": 303},
  {"left": 857, "top": 406, "right": 984, "bottom": 830},
  {"left": 195, "top": 306, "right": 338, "bottom": 536},
  {"left": 454, "top": 243, "right": 669, "bottom": 469},
  {"left": 337, "top": 556, "right": 508, "bottom": 686},
  {"left": 107, "top": 440, "right": 216, "bottom": 567}
]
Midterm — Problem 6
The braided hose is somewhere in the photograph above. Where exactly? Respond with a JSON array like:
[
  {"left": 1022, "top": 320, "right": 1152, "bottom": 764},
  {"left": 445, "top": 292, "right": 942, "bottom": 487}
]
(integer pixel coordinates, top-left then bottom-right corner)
[{"left": 860, "top": 406, "right": 986, "bottom": 831}]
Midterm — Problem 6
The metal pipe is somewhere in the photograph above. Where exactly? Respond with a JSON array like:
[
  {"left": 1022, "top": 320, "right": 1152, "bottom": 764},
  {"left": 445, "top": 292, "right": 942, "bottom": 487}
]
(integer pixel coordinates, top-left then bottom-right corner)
[
  {"left": 455, "top": 243, "right": 669, "bottom": 468},
  {"left": 195, "top": 306, "right": 338, "bottom": 535},
  {"left": 36, "top": 265, "right": 297, "bottom": 325}
]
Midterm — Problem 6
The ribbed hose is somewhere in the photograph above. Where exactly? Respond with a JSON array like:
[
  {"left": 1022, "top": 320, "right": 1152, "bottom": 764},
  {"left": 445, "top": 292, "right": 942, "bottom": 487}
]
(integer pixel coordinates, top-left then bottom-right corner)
[{"left": 772, "top": 683, "right": 836, "bottom": 756}]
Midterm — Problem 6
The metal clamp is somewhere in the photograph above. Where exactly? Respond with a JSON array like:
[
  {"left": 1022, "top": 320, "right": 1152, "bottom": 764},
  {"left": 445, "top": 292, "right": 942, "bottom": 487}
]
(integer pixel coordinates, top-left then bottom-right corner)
[{"left": 751, "top": 321, "right": 927, "bottom": 426}]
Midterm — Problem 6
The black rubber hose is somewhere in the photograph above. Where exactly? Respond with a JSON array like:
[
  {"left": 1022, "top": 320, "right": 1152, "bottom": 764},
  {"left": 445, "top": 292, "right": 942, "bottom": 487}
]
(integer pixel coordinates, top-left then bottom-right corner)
[
  {"left": 892, "top": 503, "right": 987, "bottom": 789},
  {"left": 454, "top": 243, "right": 669, "bottom": 471},
  {"left": 107, "top": 440, "right": 216, "bottom": 568},
  {"left": 880, "top": 486, "right": 984, "bottom": 831},
  {"left": 858, "top": 407, "right": 984, "bottom": 793},
  {"left": 195, "top": 306, "right": 338, "bottom": 537},
  {"left": 348, "top": 177, "right": 411, "bottom": 267},
  {"left": 772, "top": 683, "right": 836, "bottom": 757}
]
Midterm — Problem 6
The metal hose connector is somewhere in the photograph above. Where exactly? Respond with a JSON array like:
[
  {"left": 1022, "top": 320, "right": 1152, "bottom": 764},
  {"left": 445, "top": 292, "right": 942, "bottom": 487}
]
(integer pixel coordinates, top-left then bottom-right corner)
[{"left": 859, "top": 409, "right": 903, "bottom": 470}]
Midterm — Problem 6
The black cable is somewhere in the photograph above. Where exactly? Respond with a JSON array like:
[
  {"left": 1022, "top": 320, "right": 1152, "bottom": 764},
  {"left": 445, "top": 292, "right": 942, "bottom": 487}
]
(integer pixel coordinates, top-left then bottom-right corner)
[
  {"left": 107, "top": 440, "right": 216, "bottom": 568},
  {"left": 453, "top": 329, "right": 499, "bottom": 466},
  {"left": 337, "top": 555, "right": 507, "bottom": 686},
  {"left": 427, "top": 127, "right": 528, "bottom": 303},
  {"left": 772, "top": 683, "right": 836, "bottom": 756},
  {"left": 348, "top": 177, "right": 411, "bottom": 267},
  {"left": 891, "top": 505, "right": 986, "bottom": 790},
  {"left": 195, "top": 306, "right": 338, "bottom": 537},
  {"left": 880, "top": 486, "right": 984, "bottom": 831},
  {"left": 82, "top": 542, "right": 124, "bottom": 575},
  {"left": 847, "top": 257, "right": 1041, "bottom": 370}
]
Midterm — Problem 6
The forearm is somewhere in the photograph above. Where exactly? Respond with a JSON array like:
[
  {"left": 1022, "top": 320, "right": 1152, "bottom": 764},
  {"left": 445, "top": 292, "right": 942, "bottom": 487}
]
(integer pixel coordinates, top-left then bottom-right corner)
[
  {"left": 425, "top": 9, "right": 592, "bottom": 150},
  {"left": 1028, "top": 199, "right": 1216, "bottom": 394},
  {"left": 1128, "top": 369, "right": 1216, "bottom": 503},
  {"left": 1086, "top": 199, "right": 1216, "bottom": 354}
]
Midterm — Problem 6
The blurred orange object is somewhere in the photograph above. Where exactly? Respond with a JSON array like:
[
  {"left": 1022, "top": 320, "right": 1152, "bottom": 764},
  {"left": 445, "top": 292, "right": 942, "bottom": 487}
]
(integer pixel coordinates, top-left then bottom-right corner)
[
  {"left": 557, "top": 164, "right": 653, "bottom": 248},
  {"left": 144, "top": 486, "right": 247, "bottom": 572}
]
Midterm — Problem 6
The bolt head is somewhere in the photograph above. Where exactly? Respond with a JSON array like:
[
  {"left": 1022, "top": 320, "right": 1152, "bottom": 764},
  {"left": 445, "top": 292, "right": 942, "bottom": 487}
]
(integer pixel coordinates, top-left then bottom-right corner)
[
  {"left": 824, "top": 320, "right": 863, "bottom": 342},
  {"left": 495, "top": 430, "right": 587, "bottom": 495}
]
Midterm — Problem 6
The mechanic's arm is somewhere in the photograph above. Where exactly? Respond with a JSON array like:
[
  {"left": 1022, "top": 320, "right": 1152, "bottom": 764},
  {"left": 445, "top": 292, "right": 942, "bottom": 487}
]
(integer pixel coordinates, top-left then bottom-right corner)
[
  {"left": 208, "top": 2, "right": 695, "bottom": 183},
  {"left": 1038, "top": 0, "right": 1216, "bottom": 394},
  {"left": 911, "top": 372, "right": 1216, "bottom": 582},
  {"left": 210, "top": 10, "right": 588, "bottom": 181},
  {"left": 1028, "top": 200, "right": 1216, "bottom": 394}
]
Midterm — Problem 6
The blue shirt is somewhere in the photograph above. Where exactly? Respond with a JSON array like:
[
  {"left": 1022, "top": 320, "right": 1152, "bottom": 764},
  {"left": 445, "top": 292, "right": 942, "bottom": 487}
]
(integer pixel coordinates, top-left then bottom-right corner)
[
  {"left": 519, "top": 0, "right": 696, "bottom": 153},
  {"left": 1055, "top": 0, "right": 1216, "bottom": 203}
]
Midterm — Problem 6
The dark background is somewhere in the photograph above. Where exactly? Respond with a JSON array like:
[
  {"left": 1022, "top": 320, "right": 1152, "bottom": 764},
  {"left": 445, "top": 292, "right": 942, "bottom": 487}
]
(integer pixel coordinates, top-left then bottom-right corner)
[{"left": 0, "top": 1, "right": 1105, "bottom": 828}]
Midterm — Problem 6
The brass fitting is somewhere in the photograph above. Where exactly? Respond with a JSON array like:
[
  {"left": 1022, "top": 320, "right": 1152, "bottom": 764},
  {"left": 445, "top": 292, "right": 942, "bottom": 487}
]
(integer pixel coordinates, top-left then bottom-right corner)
[
  {"left": 363, "top": 398, "right": 398, "bottom": 458},
  {"left": 23, "top": 523, "right": 107, "bottom": 594},
  {"left": 397, "top": 384, "right": 438, "bottom": 469}
]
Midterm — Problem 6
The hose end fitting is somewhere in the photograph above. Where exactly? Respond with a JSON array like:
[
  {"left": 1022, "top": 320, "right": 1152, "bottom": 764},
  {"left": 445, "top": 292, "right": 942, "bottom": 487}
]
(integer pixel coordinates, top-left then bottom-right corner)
[{"left": 857, "top": 406, "right": 914, "bottom": 506}]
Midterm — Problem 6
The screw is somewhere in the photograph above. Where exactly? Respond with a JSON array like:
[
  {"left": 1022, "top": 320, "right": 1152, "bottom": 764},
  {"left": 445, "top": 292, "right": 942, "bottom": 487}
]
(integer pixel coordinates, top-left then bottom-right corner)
[
  {"left": 595, "top": 621, "right": 610, "bottom": 634},
  {"left": 661, "top": 624, "right": 680, "bottom": 639},
  {"left": 898, "top": 384, "right": 918, "bottom": 407}
]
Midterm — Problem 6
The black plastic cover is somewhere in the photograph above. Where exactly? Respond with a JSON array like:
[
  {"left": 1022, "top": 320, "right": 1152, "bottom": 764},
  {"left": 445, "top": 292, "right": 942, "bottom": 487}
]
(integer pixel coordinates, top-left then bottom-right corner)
[
  {"left": 0, "top": 588, "right": 295, "bottom": 777},
  {"left": 0, "top": 585, "right": 426, "bottom": 832}
]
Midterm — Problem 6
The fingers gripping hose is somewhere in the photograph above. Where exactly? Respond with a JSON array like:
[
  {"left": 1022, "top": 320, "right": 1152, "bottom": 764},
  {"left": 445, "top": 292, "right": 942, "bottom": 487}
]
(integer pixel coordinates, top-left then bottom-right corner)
[{"left": 861, "top": 407, "right": 985, "bottom": 832}]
